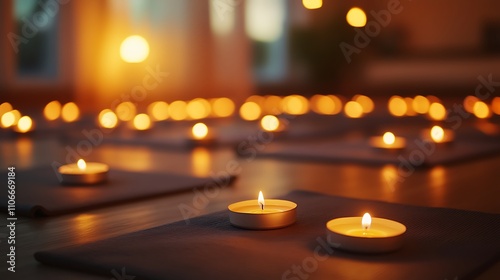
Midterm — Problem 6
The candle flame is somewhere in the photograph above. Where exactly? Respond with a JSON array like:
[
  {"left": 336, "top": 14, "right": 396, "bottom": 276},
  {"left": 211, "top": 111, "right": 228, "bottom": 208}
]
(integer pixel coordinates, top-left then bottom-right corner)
[
  {"left": 77, "top": 159, "right": 87, "bottom": 170},
  {"left": 430, "top": 125, "right": 445, "bottom": 143},
  {"left": 362, "top": 213, "right": 371, "bottom": 230},
  {"left": 383, "top": 132, "right": 395, "bottom": 145},
  {"left": 192, "top": 123, "right": 209, "bottom": 139},
  {"left": 258, "top": 191, "right": 265, "bottom": 210}
]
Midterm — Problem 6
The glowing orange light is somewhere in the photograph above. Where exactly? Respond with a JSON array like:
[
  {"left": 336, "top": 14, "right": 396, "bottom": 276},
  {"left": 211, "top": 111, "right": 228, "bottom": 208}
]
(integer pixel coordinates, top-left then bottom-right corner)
[
  {"left": 428, "top": 103, "right": 446, "bottom": 121},
  {"left": 16, "top": 116, "right": 33, "bottom": 133},
  {"left": 362, "top": 213, "right": 371, "bottom": 230},
  {"left": 492, "top": 97, "right": 500, "bottom": 115},
  {"left": 344, "top": 101, "right": 363, "bottom": 118},
  {"left": 1, "top": 111, "right": 16, "bottom": 128},
  {"left": 98, "top": 109, "right": 118, "bottom": 129},
  {"left": 0, "top": 102, "right": 13, "bottom": 116},
  {"left": 132, "top": 114, "right": 152, "bottom": 130},
  {"left": 61, "top": 102, "right": 80, "bottom": 122},
  {"left": 116, "top": 102, "right": 136, "bottom": 122},
  {"left": 263, "top": 95, "right": 282, "bottom": 114},
  {"left": 77, "top": 159, "right": 86, "bottom": 170},
  {"left": 412, "top": 95, "right": 430, "bottom": 114},
  {"left": 43, "top": 100, "right": 62, "bottom": 121},
  {"left": 239, "top": 101, "right": 262, "bottom": 121},
  {"left": 302, "top": 0, "right": 322, "bottom": 9},
  {"left": 388, "top": 96, "right": 407, "bottom": 117},
  {"left": 258, "top": 191, "right": 265, "bottom": 209},
  {"left": 192, "top": 123, "right": 209, "bottom": 140},
  {"left": 383, "top": 132, "right": 396, "bottom": 145},
  {"left": 430, "top": 126, "right": 445, "bottom": 143},
  {"left": 260, "top": 115, "right": 280, "bottom": 132},
  {"left": 147, "top": 101, "right": 169, "bottom": 121},
  {"left": 187, "top": 98, "right": 211, "bottom": 120},
  {"left": 281, "top": 95, "right": 309, "bottom": 115},
  {"left": 473, "top": 101, "right": 490, "bottom": 119},
  {"left": 353, "top": 95, "right": 374, "bottom": 114},
  {"left": 168, "top": 100, "right": 188, "bottom": 121},
  {"left": 120, "top": 35, "right": 149, "bottom": 63},
  {"left": 212, "top": 98, "right": 235, "bottom": 117},
  {"left": 463, "top": 95, "right": 479, "bottom": 113},
  {"left": 346, "top": 7, "right": 367, "bottom": 27}
]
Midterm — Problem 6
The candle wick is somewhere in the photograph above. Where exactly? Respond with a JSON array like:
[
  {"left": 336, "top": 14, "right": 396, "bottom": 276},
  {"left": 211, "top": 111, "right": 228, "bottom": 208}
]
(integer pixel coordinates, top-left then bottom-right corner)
[{"left": 260, "top": 203, "right": 264, "bottom": 210}]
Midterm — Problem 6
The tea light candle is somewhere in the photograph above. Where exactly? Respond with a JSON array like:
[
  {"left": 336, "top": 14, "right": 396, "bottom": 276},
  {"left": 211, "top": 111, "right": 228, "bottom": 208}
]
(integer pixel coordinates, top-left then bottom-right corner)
[
  {"left": 326, "top": 213, "right": 406, "bottom": 253},
  {"left": 369, "top": 132, "right": 406, "bottom": 150},
  {"left": 188, "top": 122, "right": 215, "bottom": 146},
  {"left": 421, "top": 125, "right": 454, "bottom": 144},
  {"left": 58, "top": 159, "right": 109, "bottom": 185},
  {"left": 228, "top": 191, "right": 297, "bottom": 230}
]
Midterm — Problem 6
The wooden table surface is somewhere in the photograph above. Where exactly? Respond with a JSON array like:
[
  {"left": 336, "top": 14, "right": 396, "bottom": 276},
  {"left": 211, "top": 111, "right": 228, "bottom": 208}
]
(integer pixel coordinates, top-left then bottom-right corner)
[{"left": 1, "top": 135, "right": 499, "bottom": 279}]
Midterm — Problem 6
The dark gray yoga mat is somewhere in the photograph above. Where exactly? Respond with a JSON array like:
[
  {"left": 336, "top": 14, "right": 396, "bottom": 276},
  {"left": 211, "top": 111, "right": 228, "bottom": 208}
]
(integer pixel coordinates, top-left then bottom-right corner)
[
  {"left": 35, "top": 191, "right": 500, "bottom": 279},
  {"left": 1, "top": 167, "right": 235, "bottom": 217},
  {"left": 253, "top": 137, "right": 500, "bottom": 167}
]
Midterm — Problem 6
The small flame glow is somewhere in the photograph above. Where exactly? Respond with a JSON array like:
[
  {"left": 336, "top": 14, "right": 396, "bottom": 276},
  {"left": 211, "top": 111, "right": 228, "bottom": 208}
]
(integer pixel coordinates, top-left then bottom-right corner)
[
  {"left": 192, "top": 123, "right": 209, "bottom": 140},
  {"left": 77, "top": 159, "right": 86, "bottom": 170},
  {"left": 260, "top": 115, "right": 280, "bottom": 132},
  {"left": 362, "top": 213, "right": 371, "bottom": 230},
  {"left": 383, "top": 132, "right": 396, "bottom": 145},
  {"left": 258, "top": 191, "right": 265, "bottom": 210},
  {"left": 430, "top": 126, "right": 445, "bottom": 143}
]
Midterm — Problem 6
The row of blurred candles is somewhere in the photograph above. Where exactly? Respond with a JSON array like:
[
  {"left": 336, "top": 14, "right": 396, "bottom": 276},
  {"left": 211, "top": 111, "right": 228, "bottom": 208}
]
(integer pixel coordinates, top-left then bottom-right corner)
[{"left": 1, "top": 94, "right": 499, "bottom": 134}]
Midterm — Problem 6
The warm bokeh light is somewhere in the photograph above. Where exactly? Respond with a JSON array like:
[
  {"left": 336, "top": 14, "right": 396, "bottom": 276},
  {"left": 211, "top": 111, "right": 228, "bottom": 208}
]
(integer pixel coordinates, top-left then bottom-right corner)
[
  {"left": 302, "top": 0, "right": 322, "bottom": 9},
  {"left": 239, "top": 101, "right": 262, "bottom": 121},
  {"left": 426, "top": 95, "right": 441, "bottom": 104},
  {"left": 404, "top": 97, "right": 417, "bottom": 116},
  {"left": 245, "top": 0, "right": 285, "bottom": 42},
  {"left": 473, "top": 101, "right": 490, "bottom": 119},
  {"left": 0, "top": 102, "right": 13, "bottom": 116},
  {"left": 168, "top": 100, "right": 188, "bottom": 121},
  {"left": 16, "top": 116, "right": 33, "bottom": 133},
  {"left": 120, "top": 35, "right": 149, "bottom": 63},
  {"left": 246, "top": 95, "right": 265, "bottom": 105},
  {"left": 0, "top": 103, "right": 14, "bottom": 128},
  {"left": 132, "top": 114, "right": 152, "bottom": 130},
  {"left": 430, "top": 125, "right": 445, "bottom": 143},
  {"left": 263, "top": 95, "right": 282, "bottom": 114},
  {"left": 260, "top": 115, "right": 280, "bottom": 132},
  {"left": 98, "top": 109, "right": 118, "bottom": 129},
  {"left": 212, "top": 98, "right": 235, "bottom": 117},
  {"left": 412, "top": 95, "right": 430, "bottom": 114},
  {"left": 116, "top": 101, "right": 136, "bottom": 122},
  {"left": 1, "top": 111, "right": 16, "bottom": 128},
  {"left": 77, "top": 159, "right": 86, "bottom": 170},
  {"left": 428, "top": 102, "right": 446, "bottom": 121},
  {"left": 344, "top": 101, "right": 363, "bottom": 118},
  {"left": 346, "top": 7, "right": 367, "bottom": 27},
  {"left": 61, "top": 102, "right": 80, "bottom": 122},
  {"left": 388, "top": 96, "right": 407, "bottom": 117},
  {"left": 191, "top": 147, "right": 211, "bottom": 177},
  {"left": 43, "top": 100, "right": 62, "bottom": 121},
  {"left": 192, "top": 122, "right": 209, "bottom": 140},
  {"left": 492, "top": 97, "right": 500, "bottom": 115},
  {"left": 281, "top": 95, "right": 309, "bottom": 115},
  {"left": 187, "top": 98, "right": 211, "bottom": 119},
  {"left": 310, "top": 95, "right": 342, "bottom": 115},
  {"left": 353, "top": 95, "right": 374, "bottom": 114},
  {"left": 463, "top": 95, "right": 479, "bottom": 113},
  {"left": 383, "top": 132, "right": 396, "bottom": 145},
  {"left": 147, "top": 101, "right": 169, "bottom": 121}
]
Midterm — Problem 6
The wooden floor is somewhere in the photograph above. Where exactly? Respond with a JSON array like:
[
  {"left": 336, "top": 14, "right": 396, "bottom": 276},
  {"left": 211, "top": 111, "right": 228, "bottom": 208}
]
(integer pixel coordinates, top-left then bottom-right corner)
[{"left": 1, "top": 137, "right": 499, "bottom": 279}]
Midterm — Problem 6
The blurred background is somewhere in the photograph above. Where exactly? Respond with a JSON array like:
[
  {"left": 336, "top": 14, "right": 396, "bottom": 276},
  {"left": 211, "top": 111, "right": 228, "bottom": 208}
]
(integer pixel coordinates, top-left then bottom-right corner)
[{"left": 1, "top": 0, "right": 500, "bottom": 113}]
